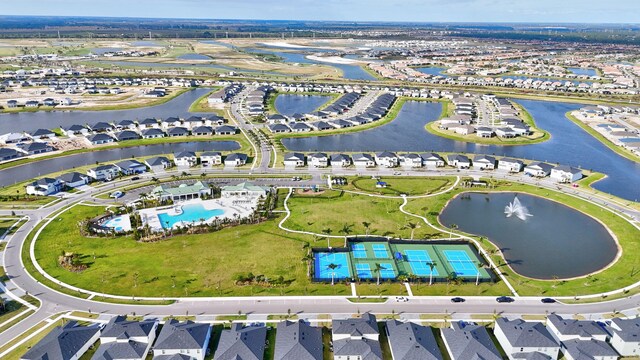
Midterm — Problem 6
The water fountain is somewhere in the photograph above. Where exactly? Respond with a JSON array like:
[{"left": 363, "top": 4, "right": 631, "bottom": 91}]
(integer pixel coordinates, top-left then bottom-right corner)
[{"left": 504, "top": 196, "right": 533, "bottom": 221}]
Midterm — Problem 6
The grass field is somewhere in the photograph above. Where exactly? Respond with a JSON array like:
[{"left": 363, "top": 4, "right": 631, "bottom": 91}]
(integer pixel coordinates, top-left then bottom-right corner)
[{"left": 339, "top": 176, "right": 456, "bottom": 196}]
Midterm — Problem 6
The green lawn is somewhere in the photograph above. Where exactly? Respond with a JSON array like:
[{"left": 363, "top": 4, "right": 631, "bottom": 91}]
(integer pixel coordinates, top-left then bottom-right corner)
[
  {"left": 340, "top": 176, "right": 455, "bottom": 196},
  {"left": 283, "top": 190, "right": 440, "bottom": 240}
]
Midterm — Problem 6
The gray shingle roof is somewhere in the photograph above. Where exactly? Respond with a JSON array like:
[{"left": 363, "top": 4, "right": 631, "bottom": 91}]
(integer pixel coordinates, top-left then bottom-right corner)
[
  {"left": 146, "top": 156, "right": 171, "bottom": 167},
  {"left": 332, "top": 313, "right": 378, "bottom": 337},
  {"left": 213, "top": 323, "right": 266, "bottom": 360},
  {"left": 608, "top": 317, "right": 640, "bottom": 342},
  {"left": 274, "top": 320, "right": 323, "bottom": 360},
  {"left": 495, "top": 318, "right": 558, "bottom": 348},
  {"left": 57, "top": 172, "right": 88, "bottom": 183},
  {"left": 561, "top": 338, "right": 618, "bottom": 359},
  {"left": 441, "top": 322, "right": 502, "bottom": 360},
  {"left": 333, "top": 338, "right": 382, "bottom": 360},
  {"left": 547, "top": 314, "right": 608, "bottom": 338},
  {"left": 153, "top": 319, "right": 210, "bottom": 351},
  {"left": 100, "top": 315, "right": 156, "bottom": 339},
  {"left": 92, "top": 340, "right": 148, "bottom": 360},
  {"left": 386, "top": 320, "right": 443, "bottom": 360},
  {"left": 22, "top": 321, "right": 99, "bottom": 360}
]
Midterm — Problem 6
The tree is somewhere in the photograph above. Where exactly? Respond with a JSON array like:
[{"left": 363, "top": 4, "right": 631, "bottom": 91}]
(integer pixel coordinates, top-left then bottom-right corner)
[
  {"left": 403, "top": 221, "right": 420, "bottom": 240},
  {"left": 327, "top": 263, "right": 339, "bottom": 286},
  {"left": 340, "top": 223, "right": 353, "bottom": 247},
  {"left": 448, "top": 224, "right": 458, "bottom": 239},
  {"left": 322, "top": 228, "right": 333, "bottom": 248},
  {"left": 133, "top": 272, "right": 139, "bottom": 288},
  {"left": 427, "top": 261, "right": 437, "bottom": 285},
  {"left": 362, "top": 221, "right": 371, "bottom": 236},
  {"left": 138, "top": 193, "right": 148, "bottom": 207},
  {"left": 373, "top": 263, "right": 384, "bottom": 286},
  {"left": 302, "top": 253, "right": 314, "bottom": 278}
]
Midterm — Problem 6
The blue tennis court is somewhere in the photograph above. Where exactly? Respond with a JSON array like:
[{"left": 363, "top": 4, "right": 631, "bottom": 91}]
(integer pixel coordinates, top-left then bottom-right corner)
[
  {"left": 372, "top": 244, "right": 389, "bottom": 258},
  {"left": 378, "top": 263, "right": 396, "bottom": 278},
  {"left": 314, "top": 252, "right": 351, "bottom": 280},
  {"left": 356, "top": 263, "right": 373, "bottom": 278},
  {"left": 404, "top": 250, "right": 438, "bottom": 276},
  {"left": 443, "top": 250, "right": 479, "bottom": 276},
  {"left": 355, "top": 263, "right": 396, "bottom": 279},
  {"left": 351, "top": 243, "right": 367, "bottom": 258}
]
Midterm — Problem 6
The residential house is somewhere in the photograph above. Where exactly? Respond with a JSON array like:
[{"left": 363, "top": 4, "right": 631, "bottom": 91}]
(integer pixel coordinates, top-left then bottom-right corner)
[
  {"left": 352, "top": 153, "right": 376, "bottom": 168},
  {"left": 386, "top": 320, "right": 443, "bottom": 360},
  {"left": 161, "top": 117, "right": 182, "bottom": 129},
  {"left": 607, "top": 317, "right": 640, "bottom": 356},
  {"left": 399, "top": 153, "right": 423, "bottom": 168},
  {"left": 115, "top": 159, "right": 147, "bottom": 175},
  {"left": 375, "top": 151, "right": 399, "bottom": 168},
  {"left": 87, "top": 133, "right": 116, "bottom": 145},
  {"left": 224, "top": 153, "right": 248, "bottom": 167},
  {"left": 332, "top": 313, "right": 382, "bottom": 360},
  {"left": 30, "top": 128, "right": 56, "bottom": 140},
  {"left": 498, "top": 158, "right": 524, "bottom": 173},
  {"left": 289, "top": 122, "right": 312, "bottom": 133},
  {"left": 87, "top": 164, "right": 120, "bottom": 181},
  {"left": 167, "top": 127, "right": 190, "bottom": 137},
  {"left": 473, "top": 155, "right": 496, "bottom": 170},
  {"left": 152, "top": 181, "right": 210, "bottom": 202},
  {"left": 330, "top": 153, "right": 351, "bottom": 167},
  {"left": 441, "top": 322, "right": 502, "bottom": 360},
  {"left": 25, "top": 177, "right": 63, "bottom": 196},
  {"left": 139, "top": 118, "right": 160, "bottom": 129},
  {"left": 274, "top": 320, "right": 323, "bottom": 360},
  {"left": 446, "top": 154, "right": 471, "bottom": 169},
  {"left": 174, "top": 151, "right": 198, "bottom": 167},
  {"left": 496, "top": 127, "right": 518, "bottom": 138},
  {"left": 308, "top": 153, "right": 328, "bottom": 168},
  {"left": 476, "top": 126, "right": 494, "bottom": 138},
  {"left": 21, "top": 321, "right": 101, "bottom": 360},
  {"left": 92, "top": 316, "right": 158, "bottom": 360},
  {"left": 145, "top": 156, "right": 172, "bottom": 172},
  {"left": 550, "top": 165, "right": 583, "bottom": 183},
  {"left": 57, "top": 172, "right": 90, "bottom": 188},
  {"left": 115, "top": 119, "right": 137, "bottom": 130},
  {"left": 201, "top": 151, "right": 222, "bottom": 167},
  {"left": 184, "top": 116, "right": 205, "bottom": 128},
  {"left": 213, "top": 323, "right": 266, "bottom": 360},
  {"left": 63, "top": 124, "right": 89, "bottom": 137},
  {"left": 284, "top": 152, "right": 306, "bottom": 167},
  {"left": 141, "top": 128, "right": 165, "bottom": 139},
  {"left": 493, "top": 318, "right": 560, "bottom": 360},
  {"left": 524, "top": 162, "right": 554, "bottom": 177},
  {"left": 269, "top": 124, "right": 291, "bottom": 133},
  {"left": 0, "top": 147, "right": 24, "bottom": 161},
  {"left": 561, "top": 339, "right": 618, "bottom": 360},
  {"left": 220, "top": 182, "right": 267, "bottom": 198},
  {"left": 152, "top": 320, "right": 211, "bottom": 360},
  {"left": 115, "top": 130, "right": 141, "bottom": 141},
  {"left": 18, "top": 142, "right": 54, "bottom": 155},
  {"left": 192, "top": 126, "right": 214, "bottom": 136},
  {"left": 420, "top": 153, "right": 445, "bottom": 168},
  {"left": 215, "top": 125, "right": 237, "bottom": 135},
  {"left": 547, "top": 314, "right": 609, "bottom": 342},
  {"left": 0, "top": 132, "right": 31, "bottom": 144},
  {"left": 90, "top": 122, "right": 113, "bottom": 133}
]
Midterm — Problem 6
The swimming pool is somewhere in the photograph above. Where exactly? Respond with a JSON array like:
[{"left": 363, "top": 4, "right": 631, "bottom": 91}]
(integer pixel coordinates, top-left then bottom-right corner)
[
  {"left": 102, "top": 215, "right": 132, "bottom": 232},
  {"left": 157, "top": 203, "right": 225, "bottom": 229}
]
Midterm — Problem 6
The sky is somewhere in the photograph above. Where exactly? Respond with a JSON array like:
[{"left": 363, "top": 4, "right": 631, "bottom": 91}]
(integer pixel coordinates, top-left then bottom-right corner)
[{"left": 3, "top": 0, "right": 639, "bottom": 23}]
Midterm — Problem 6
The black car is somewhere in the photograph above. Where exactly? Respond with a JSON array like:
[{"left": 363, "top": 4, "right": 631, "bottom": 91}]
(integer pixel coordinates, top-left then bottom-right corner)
[
  {"left": 541, "top": 298, "right": 556, "bottom": 303},
  {"left": 450, "top": 297, "right": 465, "bottom": 303},
  {"left": 496, "top": 296, "right": 515, "bottom": 303},
  {"left": 131, "top": 176, "right": 140, "bottom": 181}
]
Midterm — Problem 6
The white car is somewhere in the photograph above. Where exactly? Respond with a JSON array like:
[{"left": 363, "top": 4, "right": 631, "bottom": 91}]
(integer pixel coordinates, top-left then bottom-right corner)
[{"left": 109, "top": 191, "right": 124, "bottom": 199}]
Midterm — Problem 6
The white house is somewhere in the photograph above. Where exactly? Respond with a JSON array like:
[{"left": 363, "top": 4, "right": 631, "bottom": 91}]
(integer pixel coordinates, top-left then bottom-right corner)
[
  {"left": 547, "top": 314, "right": 609, "bottom": 343},
  {"left": 550, "top": 165, "right": 583, "bottom": 183},
  {"left": 93, "top": 316, "right": 158, "bottom": 360},
  {"left": 524, "top": 162, "right": 553, "bottom": 177},
  {"left": 284, "top": 152, "right": 306, "bottom": 167},
  {"left": 174, "top": 151, "right": 198, "bottom": 167},
  {"left": 493, "top": 318, "right": 560, "bottom": 360},
  {"left": 498, "top": 158, "right": 524, "bottom": 173},
  {"left": 56, "top": 172, "right": 90, "bottom": 188},
  {"left": 561, "top": 339, "right": 618, "bottom": 360},
  {"left": 607, "top": 317, "right": 640, "bottom": 356},
  {"left": 421, "top": 153, "right": 445, "bottom": 168},
  {"left": 441, "top": 322, "right": 501, "bottom": 360},
  {"left": 87, "top": 164, "right": 120, "bottom": 181},
  {"left": 200, "top": 151, "right": 222, "bottom": 167},
  {"left": 399, "top": 153, "right": 423, "bottom": 168},
  {"left": 224, "top": 153, "right": 248, "bottom": 167},
  {"left": 332, "top": 313, "right": 382, "bottom": 360},
  {"left": 472, "top": 155, "right": 496, "bottom": 170},
  {"left": 375, "top": 151, "right": 399, "bottom": 168},
  {"left": 153, "top": 320, "right": 211, "bottom": 360},
  {"left": 446, "top": 154, "right": 471, "bottom": 169},
  {"left": 25, "top": 178, "right": 63, "bottom": 196},
  {"left": 308, "top": 152, "right": 328, "bottom": 168},
  {"left": 145, "top": 156, "right": 172, "bottom": 172},
  {"left": 476, "top": 126, "right": 494, "bottom": 138},
  {"left": 21, "top": 321, "right": 101, "bottom": 360},
  {"left": 352, "top": 153, "right": 376, "bottom": 168},
  {"left": 330, "top": 154, "right": 351, "bottom": 168},
  {"left": 115, "top": 159, "right": 147, "bottom": 175}
]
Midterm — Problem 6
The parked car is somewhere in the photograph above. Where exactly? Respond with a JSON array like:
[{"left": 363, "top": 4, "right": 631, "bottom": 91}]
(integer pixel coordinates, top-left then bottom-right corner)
[
  {"left": 541, "top": 298, "right": 556, "bottom": 303},
  {"left": 496, "top": 296, "right": 515, "bottom": 303},
  {"left": 131, "top": 176, "right": 140, "bottom": 181},
  {"left": 450, "top": 297, "right": 465, "bottom": 303},
  {"left": 395, "top": 296, "right": 408, "bottom": 302},
  {"left": 109, "top": 191, "right": 124, "bottom": 199}
]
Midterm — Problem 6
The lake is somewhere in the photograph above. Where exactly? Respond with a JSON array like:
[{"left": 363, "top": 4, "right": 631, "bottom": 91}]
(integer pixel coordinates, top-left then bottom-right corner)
[
  {"left": 177, "top": 53, "right": 212, "bottom": 61},
  {"left": 275, "top": 94, "right": 332, "bottom": 116},
  {"left": 0, "top": 141, "right": 240, "bottom": 187},
  {"left": 439, "top": 192, "right": 618, "bottom": 279},
  {"left": 282, "top": 100, "right": 640, "bottom": 201},
  {"left": 568, "top": 67, "right": 597, "bottom": 77},
  {"left": 415, "top": 67, "right": 449, "bottom": 77}
]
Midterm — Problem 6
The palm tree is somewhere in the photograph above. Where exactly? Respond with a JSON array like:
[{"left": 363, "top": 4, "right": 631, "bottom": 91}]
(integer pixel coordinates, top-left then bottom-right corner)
[
  {"left": 427, "top": 261, "right": 437, "bottom": 285},
  {"left": 373, "top": 263, "right": 384, "bottom": 286},
  {"left": 327, "top": 263, "right": 339, "bottom": 285},
  {"left": 322, "top": 228, "right": 333, "bottom": 248},
  {"left": 362, "top": 221, "right": 371, "bottom": 236},
  {"left": 138, "top": 193, "right": 148, "bottom": 207},
  {"left": 340, "top": 223, "right": 353, "bottom": 247},
  {"left": 403, "top": 221, "right": 420, "bottom": 240},
  {"left": 448, "top": 224, "right": 458, "bottom": 239},
  {"left": 475, "top": 261, "right": 483, "bottom": 286},
  {"left": 301, "top": 253, "right": 314, "bottom": 278}
]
